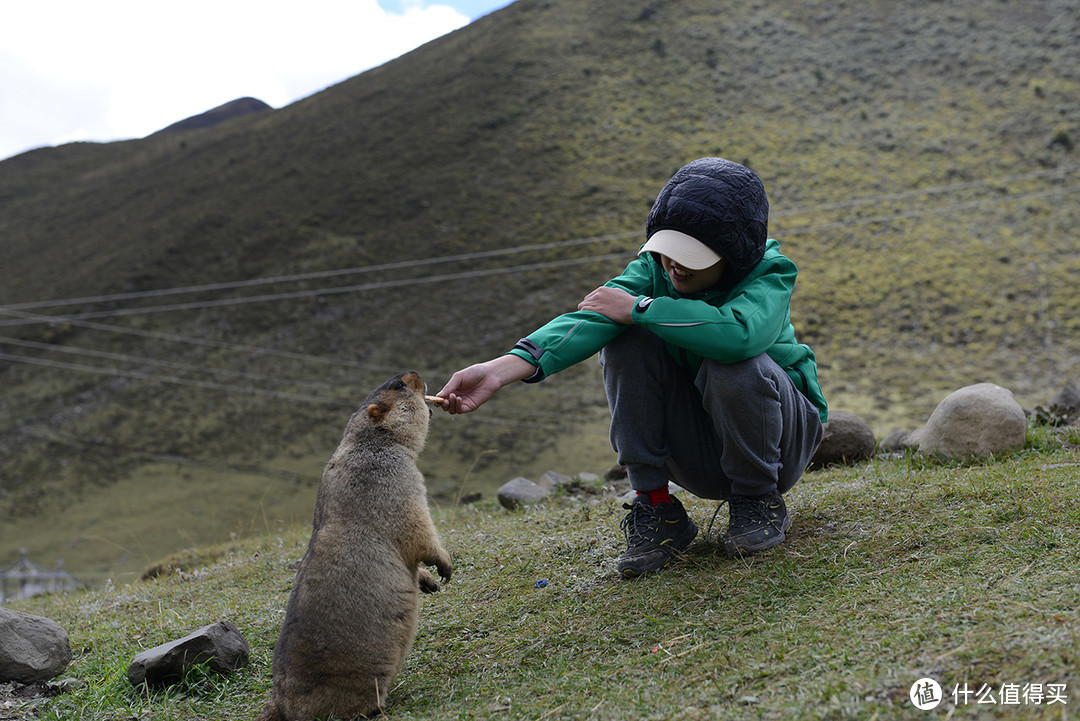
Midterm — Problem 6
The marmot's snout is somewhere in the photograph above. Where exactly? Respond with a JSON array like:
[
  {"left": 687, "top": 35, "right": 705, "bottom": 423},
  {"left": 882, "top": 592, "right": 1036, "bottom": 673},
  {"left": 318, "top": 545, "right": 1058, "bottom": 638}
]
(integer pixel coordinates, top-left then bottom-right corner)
[
  {"left": 396, "top": 371, "right": 432, "bottom": 417},
  {"left": 398, "top": 370, "right": 426, "bottom": 395}
]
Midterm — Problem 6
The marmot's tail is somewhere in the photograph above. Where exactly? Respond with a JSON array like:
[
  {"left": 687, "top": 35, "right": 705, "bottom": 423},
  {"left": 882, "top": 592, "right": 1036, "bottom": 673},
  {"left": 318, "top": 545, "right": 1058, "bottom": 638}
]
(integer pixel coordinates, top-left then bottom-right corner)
[{"left": 254, "top": 700, "right": 286, "bottom": 721}]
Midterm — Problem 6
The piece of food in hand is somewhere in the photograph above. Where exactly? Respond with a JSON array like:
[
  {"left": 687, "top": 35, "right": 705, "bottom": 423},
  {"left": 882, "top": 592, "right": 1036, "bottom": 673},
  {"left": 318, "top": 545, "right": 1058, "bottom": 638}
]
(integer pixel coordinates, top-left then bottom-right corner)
[{"left": 424, "top": 395, "right": 446, "bottom": 405}]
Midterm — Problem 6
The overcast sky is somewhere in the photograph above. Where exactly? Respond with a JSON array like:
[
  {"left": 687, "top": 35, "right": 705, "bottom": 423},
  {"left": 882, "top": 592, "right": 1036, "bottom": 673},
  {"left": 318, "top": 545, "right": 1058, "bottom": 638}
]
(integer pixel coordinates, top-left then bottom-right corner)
[{"left": 0, "top": 0, "right": 514, "bottom": 162}]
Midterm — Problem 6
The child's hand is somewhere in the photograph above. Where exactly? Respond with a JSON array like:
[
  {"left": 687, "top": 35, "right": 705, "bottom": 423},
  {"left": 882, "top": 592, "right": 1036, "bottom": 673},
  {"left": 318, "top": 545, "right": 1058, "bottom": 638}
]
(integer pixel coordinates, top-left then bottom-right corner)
[
  {"left": 436, "top": 364, "right": 502, "bottom": 414},
  {"left": 577, "top": 286, "right": 635, "bottom": 324},
  {"left": 436, "top": 356, "right": 536, "bottom": 414}
]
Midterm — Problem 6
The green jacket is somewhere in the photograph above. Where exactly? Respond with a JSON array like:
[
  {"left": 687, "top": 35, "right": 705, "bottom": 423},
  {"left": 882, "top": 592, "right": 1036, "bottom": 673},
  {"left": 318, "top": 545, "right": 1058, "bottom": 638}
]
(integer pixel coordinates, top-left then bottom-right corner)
[{"left": 508, "top": 239, "right": 828, "bottom": 423}]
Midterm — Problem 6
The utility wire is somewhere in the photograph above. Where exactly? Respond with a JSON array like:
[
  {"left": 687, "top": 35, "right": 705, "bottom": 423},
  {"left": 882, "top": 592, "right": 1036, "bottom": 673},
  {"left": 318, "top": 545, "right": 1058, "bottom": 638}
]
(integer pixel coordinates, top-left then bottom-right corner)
[
  {"left": 0, "top": 335, "right": 353, "bottom": 392},
  {"left": 0, "top": 309, "right": 409, "bottom": 374},
  {"left": 0, "top": 312, "right": 604, "bottom": 405},
  {"left": 1, "top": 165, "right": 1076, "bottom": 415},
  {"left": 0, "top": 232, "right": 639, "bottom": 313},
  {"left": 4, "top": 179, "right": 1073, "bottom": 329},
  {"left": 0, "top": 334, "right": 599, "bottom": 415},
  {"left": 4, "top": 163, "right": 1077, "bottom": 315},
  {"left": 0, "top": 351, "right": 360, "bottom": 407},
  {"left": 3, "top": 174, "right": 1073, "bottom": 329},
  {"left": 1, "top": 176, "right": 1075, "bottom": 402},
  {"left": 2, "top": 164, "right": 1073, "bottom": 481},
  {"left": 23, "top": 427, "right": 317, "bottom": 484},
  {"left": 0, "top": 251, "right": 634, "bottom": 327},
  {"left": 0, "top": 351, "right": 607, "bottom": 431}
]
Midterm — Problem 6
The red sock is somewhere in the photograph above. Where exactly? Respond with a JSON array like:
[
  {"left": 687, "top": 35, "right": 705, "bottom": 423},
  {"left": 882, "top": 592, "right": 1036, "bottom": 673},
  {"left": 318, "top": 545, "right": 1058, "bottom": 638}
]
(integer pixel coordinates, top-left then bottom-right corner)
[{"left": 639, "top": 487, "right": 672, "bottom": 506}]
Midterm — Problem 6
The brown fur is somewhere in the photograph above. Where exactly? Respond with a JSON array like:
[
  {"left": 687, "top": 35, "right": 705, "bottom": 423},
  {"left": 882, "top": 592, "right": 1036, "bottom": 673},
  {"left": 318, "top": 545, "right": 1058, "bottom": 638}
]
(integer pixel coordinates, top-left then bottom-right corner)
[{"left": 256, "top": 371, "right": 452, "bottom": 721}]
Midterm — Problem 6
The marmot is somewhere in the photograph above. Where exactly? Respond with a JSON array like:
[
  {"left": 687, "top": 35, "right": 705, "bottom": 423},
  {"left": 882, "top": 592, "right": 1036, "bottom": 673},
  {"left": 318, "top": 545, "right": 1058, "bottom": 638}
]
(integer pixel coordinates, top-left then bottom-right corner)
[{"left": 256, "top": 371, "right": 452, "bottom": 721}]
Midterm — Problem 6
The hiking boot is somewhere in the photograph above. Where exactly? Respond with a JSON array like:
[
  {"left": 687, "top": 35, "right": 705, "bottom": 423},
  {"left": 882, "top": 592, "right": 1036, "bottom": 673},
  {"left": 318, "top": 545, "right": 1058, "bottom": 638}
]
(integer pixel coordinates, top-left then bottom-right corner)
[
  {"left": 617, "top": 495, "right": 698, "bottom": 579},
  {"left": 722, "top": 491, "right": 791, "bottom": 557}
]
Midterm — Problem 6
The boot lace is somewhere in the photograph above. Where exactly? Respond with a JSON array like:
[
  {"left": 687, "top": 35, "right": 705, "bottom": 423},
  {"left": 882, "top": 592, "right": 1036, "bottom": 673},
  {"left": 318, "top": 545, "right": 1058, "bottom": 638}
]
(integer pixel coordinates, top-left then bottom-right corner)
[
  {"left": 727, "top": 493, "right": 783, "bottom": 531},
  {"left": 620, "top": 502, "right": 662, "bottom": 547}
]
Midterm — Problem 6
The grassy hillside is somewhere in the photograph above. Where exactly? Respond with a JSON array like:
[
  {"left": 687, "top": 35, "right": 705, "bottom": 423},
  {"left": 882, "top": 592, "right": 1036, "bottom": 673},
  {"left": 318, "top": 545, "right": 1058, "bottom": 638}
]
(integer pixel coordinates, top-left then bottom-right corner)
[
  {"left": 2, "top": 0, "right": 1079, "bottom": 577},
  {"left": 7, "top": 425, "right": 1080, "bottom": 719}
]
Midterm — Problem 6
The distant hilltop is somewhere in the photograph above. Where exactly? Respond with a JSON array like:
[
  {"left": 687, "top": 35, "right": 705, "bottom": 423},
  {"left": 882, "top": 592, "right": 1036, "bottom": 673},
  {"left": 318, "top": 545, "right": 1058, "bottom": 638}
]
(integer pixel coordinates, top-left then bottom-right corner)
[{"left": 156, "top": 97, "right": 272, "bottom": 134}]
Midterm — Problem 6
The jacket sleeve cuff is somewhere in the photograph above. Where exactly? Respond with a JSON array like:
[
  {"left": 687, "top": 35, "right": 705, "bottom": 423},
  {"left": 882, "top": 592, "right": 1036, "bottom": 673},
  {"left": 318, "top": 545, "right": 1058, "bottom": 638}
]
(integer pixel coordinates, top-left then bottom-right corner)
[{"left": 509, "top": 338, "right": 546, "bottom": 383}]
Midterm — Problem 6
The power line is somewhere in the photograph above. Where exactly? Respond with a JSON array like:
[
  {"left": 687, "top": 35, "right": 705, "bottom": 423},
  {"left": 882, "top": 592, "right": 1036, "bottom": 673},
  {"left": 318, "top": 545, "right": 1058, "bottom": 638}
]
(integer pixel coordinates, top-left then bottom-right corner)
[
  {"left": 22, "top": 427, "right": 317, "bottom": 485},
  {"left": 0, "top": 310, "right": 607, "bottom": 406},
  {"left": 0, "top": 351, "right": 361, "bottom": 407},
  {"left": 0, "top": 335, "right": 354, "bottom": 392},
  {"left": 4, "top": 174, "right": 1074, "bottom": 329},
  {"left": 5, "top": 163, "right": 1076, "bottom": 321},
  {"left": 0, "top": 309, "right": 408, "bottom": 374},
  {"left": 0, "top": 251, "right": 634, "bottom": 327},
  {"left": 0, "top": 232, "right": 639, "bottom": 313},
  {"left": 1, "top": 174, "right": 1075, "bottom": 396},
  {"left": 0, "top": 351, "right": 609, "bottom": 432},
  {"left": 1, "top": 164, "right": 1077, "bottom": 418}
]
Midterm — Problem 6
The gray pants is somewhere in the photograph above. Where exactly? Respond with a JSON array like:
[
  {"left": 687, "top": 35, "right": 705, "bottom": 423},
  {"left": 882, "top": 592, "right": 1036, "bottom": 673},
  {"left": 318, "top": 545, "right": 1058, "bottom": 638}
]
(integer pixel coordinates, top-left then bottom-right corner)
[{"left": 598, "top": 327, "right": 823, "bottom": 499}]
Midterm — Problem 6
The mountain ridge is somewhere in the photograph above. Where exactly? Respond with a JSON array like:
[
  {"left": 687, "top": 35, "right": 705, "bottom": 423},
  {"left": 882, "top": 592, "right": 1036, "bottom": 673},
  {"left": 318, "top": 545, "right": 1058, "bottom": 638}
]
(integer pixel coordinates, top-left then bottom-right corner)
[{"left": 156, "top": 96, "right": 273, "bottom": 135}]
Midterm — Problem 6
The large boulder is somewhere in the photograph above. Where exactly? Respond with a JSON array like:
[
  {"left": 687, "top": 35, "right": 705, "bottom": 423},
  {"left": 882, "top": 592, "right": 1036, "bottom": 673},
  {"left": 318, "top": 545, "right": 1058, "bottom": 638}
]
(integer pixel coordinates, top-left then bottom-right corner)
[
  {"left": 127, "top": 620, "right": 249, "bottom": 688},
  {"left": 918, "top": 383, "right": 1026, "bottom": 458},
  {"left": 0, "top": 608, "right": 72, "bottom": 684}
]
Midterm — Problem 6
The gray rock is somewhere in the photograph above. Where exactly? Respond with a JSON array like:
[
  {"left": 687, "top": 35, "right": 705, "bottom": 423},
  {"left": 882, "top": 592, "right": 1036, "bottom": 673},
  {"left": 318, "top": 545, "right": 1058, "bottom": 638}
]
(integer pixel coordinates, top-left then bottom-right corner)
[
  {"left": 537, "top": 470, "right": 573, "bottom": 488},
  {"left": 0, "top": 608, "right": 72, "bottom": 684},
  {"left": 604, "top": 465, "right": 628, "bottom": 481},
  {"left": 810, "top": 410, "right": 876, "bottom": 467},
  {"left": 918, "top": 383, "right": 1026, "bottom": 458},
  {"left": 496, "top": 477, "right": 554, "bottom": 509},
  {"left": 127, "top": 620, "right": 249, "bottom": 688},
  {"left": 879, "top": 428, "right": 917, "bottom": 453},
  {"left": 1048, "top": 381, "right": 1080, "bottom": 419}
]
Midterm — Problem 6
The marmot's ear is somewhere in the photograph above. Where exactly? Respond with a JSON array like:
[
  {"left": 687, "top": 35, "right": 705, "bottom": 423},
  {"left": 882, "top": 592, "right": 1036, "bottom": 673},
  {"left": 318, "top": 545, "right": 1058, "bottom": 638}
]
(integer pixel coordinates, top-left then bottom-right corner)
[{"left": 366, "top": 402, "right": 390, "bottom": 423}]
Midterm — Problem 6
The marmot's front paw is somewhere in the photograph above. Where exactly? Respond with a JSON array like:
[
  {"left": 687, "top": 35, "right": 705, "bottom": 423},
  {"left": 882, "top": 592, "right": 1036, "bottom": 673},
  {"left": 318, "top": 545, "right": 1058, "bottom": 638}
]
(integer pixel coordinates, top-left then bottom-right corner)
[
  {"left": 436, "top": 551, "right": 453, "bottom": 584},
  {"left": 418, "top": 569, "right": 440, "bottom": 594}
]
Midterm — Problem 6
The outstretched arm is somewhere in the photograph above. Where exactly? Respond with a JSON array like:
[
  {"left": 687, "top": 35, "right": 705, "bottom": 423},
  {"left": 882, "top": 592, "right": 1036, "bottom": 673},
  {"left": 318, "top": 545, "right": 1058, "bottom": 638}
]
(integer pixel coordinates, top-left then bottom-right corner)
[
  {"left": 434, "top": 285, "right": 636, "bottom": 414},
  {"left": 435, "top": 354, "right": 536, "bottom": 414}
]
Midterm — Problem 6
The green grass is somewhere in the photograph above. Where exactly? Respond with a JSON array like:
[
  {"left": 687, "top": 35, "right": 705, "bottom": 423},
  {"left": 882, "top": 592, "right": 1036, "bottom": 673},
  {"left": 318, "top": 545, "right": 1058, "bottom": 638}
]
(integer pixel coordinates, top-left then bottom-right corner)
[{"left": 8, "top": 423, "right": 1079, "bottom": 720}]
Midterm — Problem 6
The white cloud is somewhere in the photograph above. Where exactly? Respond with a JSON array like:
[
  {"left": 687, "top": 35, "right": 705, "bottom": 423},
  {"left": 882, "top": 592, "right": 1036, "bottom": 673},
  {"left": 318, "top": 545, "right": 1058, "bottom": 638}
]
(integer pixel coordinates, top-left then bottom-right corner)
[{"left": 0, "top": 0, "right": 473, "bottom": 160}]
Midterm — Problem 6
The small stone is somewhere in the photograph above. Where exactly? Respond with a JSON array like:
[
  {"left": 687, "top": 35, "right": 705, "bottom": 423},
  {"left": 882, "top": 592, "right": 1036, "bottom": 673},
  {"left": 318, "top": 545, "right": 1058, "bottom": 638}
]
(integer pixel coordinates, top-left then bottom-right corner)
[
  {"left": 127, "top": 620, "right": 249, "bottom": 688},
  {"left": 537, "top": 470, "right": 572, "bottom": 488},
  {"left": 496, "top": 477, "right": 553, "bottom": 509},
  {"left": 880, "top": 428, "right": 917, "bottom": 453}
]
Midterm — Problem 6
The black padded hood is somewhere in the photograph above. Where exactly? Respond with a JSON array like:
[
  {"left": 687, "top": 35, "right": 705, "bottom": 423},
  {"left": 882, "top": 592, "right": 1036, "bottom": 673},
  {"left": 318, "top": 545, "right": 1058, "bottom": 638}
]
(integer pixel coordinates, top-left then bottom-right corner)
[{"left": 645, "top": 158, "right": 769, "bottom": 288}]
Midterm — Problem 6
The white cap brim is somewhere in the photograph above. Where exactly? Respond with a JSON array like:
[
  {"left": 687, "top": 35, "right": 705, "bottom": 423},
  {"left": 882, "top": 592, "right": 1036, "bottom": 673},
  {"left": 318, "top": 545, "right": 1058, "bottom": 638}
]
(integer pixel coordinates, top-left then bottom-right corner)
[{"left": 638, "top": 229, "right": 722, "bottom": 270}]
